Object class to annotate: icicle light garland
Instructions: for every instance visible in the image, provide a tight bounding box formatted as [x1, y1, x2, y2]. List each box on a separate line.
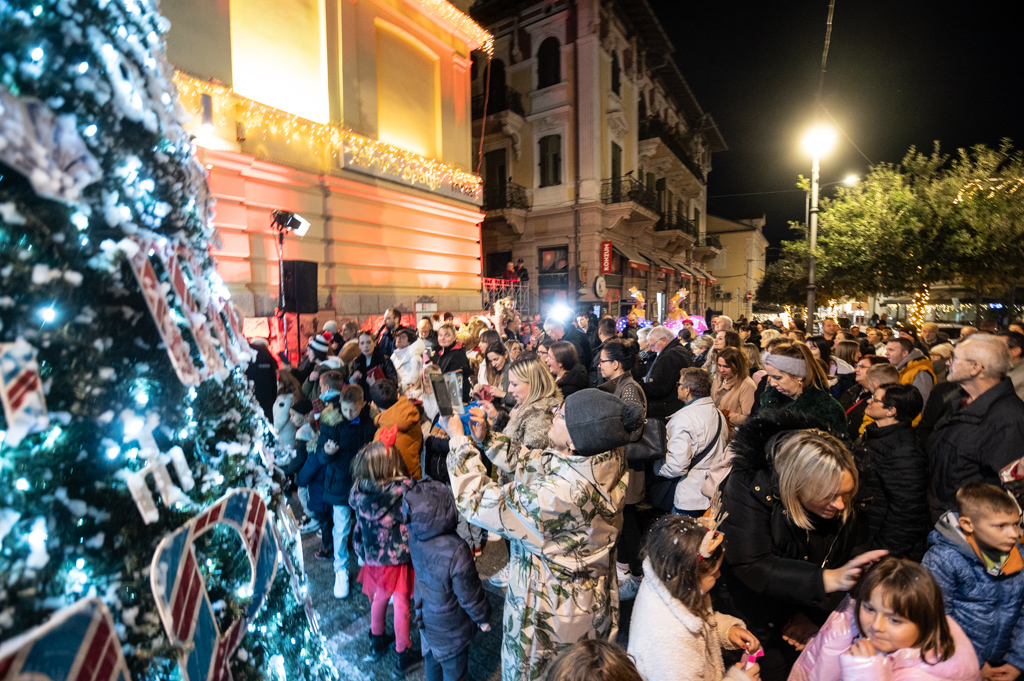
[412, 0, 494, 56]
[173, 72, 484, 201]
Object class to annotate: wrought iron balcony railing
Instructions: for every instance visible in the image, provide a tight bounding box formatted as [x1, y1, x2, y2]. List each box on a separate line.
[698, 234, 723, 249]
[654, 212, 697, 236]
[483, 182, 530, 211]
[638, 117, 707, 184]
[599, 177, 661, 215]
[472, 86, 525, 119]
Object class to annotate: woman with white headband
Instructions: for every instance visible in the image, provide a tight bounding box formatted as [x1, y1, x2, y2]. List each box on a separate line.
[759, 342, 848, 439]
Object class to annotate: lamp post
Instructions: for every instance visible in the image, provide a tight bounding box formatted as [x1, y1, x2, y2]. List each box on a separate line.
[802, 127, 836, 334]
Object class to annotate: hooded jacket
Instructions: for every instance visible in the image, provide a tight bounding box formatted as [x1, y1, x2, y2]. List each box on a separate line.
[927, 378, 1024, 520]
[789, 596, 980, 681]
[628, 558, 748, 681]
[851, 420, 930, 559]
[897, 349, 937, 407]
[658, 396, 729, 511]
[273, 393, 298, 448]
[716, 410, 870, 644]
[391, 337, 426, 399]
[643, 338, 693, 418]
[317, 403, 376, 506]
[404, 481, 491, 663]
[375, 395, 423, 479]
[922, 512, 1024, 670]
[349, 477, 414, 566]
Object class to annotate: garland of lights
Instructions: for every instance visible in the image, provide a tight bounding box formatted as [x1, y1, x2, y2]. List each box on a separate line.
[173, 72, 483, 201]
[954, 176, 1024, 204]
[908, 284, 930, 328]
[412, 0, 494, 56]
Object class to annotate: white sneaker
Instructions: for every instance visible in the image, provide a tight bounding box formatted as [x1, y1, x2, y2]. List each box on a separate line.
[489, 563, 509, 588]
[298, 517, 320, 534]
[618, 575, 642, 601]
[334, 571, 349, 599]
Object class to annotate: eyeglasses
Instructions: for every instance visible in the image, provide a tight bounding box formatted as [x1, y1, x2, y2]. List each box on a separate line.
[598, 358, 616, 364]
[552, 405, 565, 419]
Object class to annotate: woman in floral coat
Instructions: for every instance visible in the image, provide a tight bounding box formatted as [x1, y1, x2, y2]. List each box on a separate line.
[445, 389, 644, 681]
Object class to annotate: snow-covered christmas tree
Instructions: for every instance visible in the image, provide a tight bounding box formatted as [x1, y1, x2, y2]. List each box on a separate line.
[0, 1, 336, 678]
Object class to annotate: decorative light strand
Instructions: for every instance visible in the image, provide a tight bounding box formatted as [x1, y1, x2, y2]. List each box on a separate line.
[173, 72, 483, 201]
[412, 0, 494, 56]
[954, 176, 1024, 204]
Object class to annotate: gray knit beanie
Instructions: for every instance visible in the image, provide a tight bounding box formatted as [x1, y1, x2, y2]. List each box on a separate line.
[563, 389, 645, 457]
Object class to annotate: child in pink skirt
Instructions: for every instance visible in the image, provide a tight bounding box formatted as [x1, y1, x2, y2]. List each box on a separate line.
[349, 436, 419, 676]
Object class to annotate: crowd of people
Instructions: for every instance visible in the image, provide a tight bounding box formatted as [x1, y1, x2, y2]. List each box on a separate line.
[249, 305, 1024, 681]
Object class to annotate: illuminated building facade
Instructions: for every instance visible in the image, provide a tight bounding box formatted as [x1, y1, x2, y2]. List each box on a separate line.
[161, 0, 492, 329]
[470, 0, 726, 320]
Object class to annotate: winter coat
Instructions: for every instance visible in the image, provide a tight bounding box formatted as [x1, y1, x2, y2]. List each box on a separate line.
[897, 349, 937, 407]
[375, 395, 423, 479]
[376, 324, 409, 359]
[839, 384, 870, 442]
[556, 362, 589, 399]
[716, 411, 870, 646]
[434, 342, 473, 404]
[404, 481, 492, 663]
[500, 395, 562, 452]
[349, 477, 414, 566]
[922, 512, 1024, 670]
[245, 341, 278, 418]
[759, 385, 849, 441]
[712, 376, 757, 425]
[391, 337, 426, 399]
[657, 397, 729, 511]
[317, 403, 376, 506]
[927, 378, 1024, 520]
[350, 348, 398, 401]
[273, 393, 298, 448]
[563, 326, 593, 369]
[643, 338, 693, 418]
[589, 340, 607, 387]
[851, 421, 930, 559]
[788, 596, 980, 681]
[447, 432, 628, 681]
[829, 357, 857, 400]
[296, 438, 329, 514]
[600, 372, 648, 503]
[628, 558, 748, 681]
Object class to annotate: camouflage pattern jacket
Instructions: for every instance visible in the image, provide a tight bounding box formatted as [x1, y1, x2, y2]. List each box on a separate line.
[447, 432, 628, 681]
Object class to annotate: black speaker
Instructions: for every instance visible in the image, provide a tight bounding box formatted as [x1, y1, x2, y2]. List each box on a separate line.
[282, 260, 318, 313]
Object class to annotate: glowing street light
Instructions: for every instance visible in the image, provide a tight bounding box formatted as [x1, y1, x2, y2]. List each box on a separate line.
[802, 126, 835, 334]
[843, 173, 859, 186]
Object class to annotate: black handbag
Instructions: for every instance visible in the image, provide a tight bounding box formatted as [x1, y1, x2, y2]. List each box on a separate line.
[624, 417, 668, 463]
[648, 413, 724, 513]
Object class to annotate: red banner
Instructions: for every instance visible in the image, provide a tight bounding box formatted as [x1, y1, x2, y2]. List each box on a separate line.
[601, 241, 613, 273]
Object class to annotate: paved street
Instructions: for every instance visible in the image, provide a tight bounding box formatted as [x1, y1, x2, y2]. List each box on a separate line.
[301, 529, 507, 680]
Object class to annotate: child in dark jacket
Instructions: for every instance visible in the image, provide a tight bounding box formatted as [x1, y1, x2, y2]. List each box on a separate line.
[922, 482, 1024, 681]
[318, 384, 376, 599]
[350, 438, 419, 677]
[403, 480, 491, 681]
[296, 404, 331, 557]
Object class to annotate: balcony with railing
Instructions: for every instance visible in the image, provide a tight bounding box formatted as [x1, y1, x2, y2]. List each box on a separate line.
[654, 211, 697, 237]
[600, 177, 661, 215]
[472, 86, 525, 120]
[483, 182, 530, 211]
[693, 232, 723, 262]
[638, 117, 707, 185]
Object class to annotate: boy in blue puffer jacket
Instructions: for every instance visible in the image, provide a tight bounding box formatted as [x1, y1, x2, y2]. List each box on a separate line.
[317, 384, 376, 599]
[922, 482, 1024, 681]
[403, 480, 491, 681]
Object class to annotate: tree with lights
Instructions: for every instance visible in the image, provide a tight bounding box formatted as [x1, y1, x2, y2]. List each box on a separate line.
[757, 142, 1024, 321]
[0, 1, 335, 679]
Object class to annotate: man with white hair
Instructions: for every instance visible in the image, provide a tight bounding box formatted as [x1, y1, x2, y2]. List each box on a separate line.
[927, 334, 1024, 520]
[712, 315, 733, 333]
[642, 326, 693, 418]
[544, 316, 592, 368]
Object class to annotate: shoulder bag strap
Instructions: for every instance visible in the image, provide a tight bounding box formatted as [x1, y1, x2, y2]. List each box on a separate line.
[690, 410, 724, 469]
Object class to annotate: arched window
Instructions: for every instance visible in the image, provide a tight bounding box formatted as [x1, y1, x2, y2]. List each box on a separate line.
[610, 51, 621, 95]
[537, 37, 561, 89]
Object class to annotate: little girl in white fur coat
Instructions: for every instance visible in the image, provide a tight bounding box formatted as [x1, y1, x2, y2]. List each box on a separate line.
[628, 514, 762, 681]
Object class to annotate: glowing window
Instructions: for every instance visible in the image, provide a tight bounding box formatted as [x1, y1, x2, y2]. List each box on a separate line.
[376, 20, 441, 159]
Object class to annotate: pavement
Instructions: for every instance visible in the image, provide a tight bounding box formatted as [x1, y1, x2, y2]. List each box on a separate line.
[301, 526, 508, 681]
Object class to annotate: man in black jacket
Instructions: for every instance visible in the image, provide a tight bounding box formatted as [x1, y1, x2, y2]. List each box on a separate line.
[375, 307, 409, 358]
[589, 316, 618, 387]
[543, 317, 592, 369]
[642, 326, 693, 418]
[928, 335, 1024, 520]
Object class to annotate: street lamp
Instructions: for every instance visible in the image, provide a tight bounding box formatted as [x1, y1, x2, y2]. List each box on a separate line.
[802, 127, 835, 334]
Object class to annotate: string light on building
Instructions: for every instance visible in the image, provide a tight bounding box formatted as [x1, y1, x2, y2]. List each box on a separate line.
[413, 0, 494, 56]
[173, 72, 483, 201]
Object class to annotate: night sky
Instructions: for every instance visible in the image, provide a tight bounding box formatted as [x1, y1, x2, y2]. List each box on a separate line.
[646, 0, 1024, 251]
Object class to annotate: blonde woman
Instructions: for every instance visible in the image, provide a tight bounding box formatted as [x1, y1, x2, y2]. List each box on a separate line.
[478, 355, 563, 588]
[718, 422, 886, 680]
[712, 347, 757, 425]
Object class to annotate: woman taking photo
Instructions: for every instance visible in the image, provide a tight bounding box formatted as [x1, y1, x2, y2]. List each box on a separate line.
[546, 341, 589, 398]
[712, 347, 757, 425]
[596, 339, 648, 601]
[431, 323, 472, 403]
[473, 339, 516, 410]
[760, 343, 848, 438]
[717, 418, 886, 681]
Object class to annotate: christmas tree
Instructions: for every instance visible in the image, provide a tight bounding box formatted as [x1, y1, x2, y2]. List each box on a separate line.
[0, 1, 336, 678]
